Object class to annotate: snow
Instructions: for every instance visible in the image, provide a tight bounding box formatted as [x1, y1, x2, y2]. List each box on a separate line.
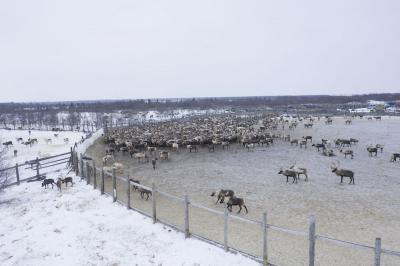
[0, 129, 258, 266]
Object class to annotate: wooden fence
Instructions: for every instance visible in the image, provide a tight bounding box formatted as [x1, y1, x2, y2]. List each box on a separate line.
[71, 151, 400, 266]
[1, 149, 73, 188]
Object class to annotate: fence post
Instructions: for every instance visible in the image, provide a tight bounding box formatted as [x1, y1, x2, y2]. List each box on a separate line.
[74, 152, 79, 176]
[15, 163, 20, 185]
[93, 161, 97, 189]
[374, 238, 381, 266]
[36, 157, 40, 177]
[152, 183, 157, 224]
[101, 168, 105, 195]
[184, 195, 189, 238]
[126, 178, 131, 209]
[80, 154, 84, 180]
[70, 147, 73, 168]
[262, 212, 268, 266]
[86, 161, 90, 185]
[112, 168, 117, 202]
[308, 215, 316, 266]
[224, 207, 228, 252]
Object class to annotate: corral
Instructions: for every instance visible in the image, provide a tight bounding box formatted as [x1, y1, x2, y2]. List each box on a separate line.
[85, 116, 400, 266]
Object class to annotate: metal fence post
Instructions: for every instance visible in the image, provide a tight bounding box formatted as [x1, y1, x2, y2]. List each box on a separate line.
[112, 168, 117, 202]
[93, 161, 97, 189]
[126, 178, 131, 209]
[101, 168, 105, 195]
[262, 212, 268, 266]
[224, 207, 229, 251]
[374, 238, 381, 266]
[309, 215, 316, 266]
[152, 183, 157, 224]
[184, 195, 189, 238]
[15, 163, 20, 185]
[85, 161, 90, 185]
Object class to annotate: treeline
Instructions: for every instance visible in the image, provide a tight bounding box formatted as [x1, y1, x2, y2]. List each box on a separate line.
[0, 93, 399, 114]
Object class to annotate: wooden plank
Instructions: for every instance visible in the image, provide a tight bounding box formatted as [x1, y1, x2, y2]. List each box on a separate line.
[15, 163, 20, 186]
[86, 161, 90, 185]
[224, 207, 228, 251]
[184, 195, 189, 238]
[262, 212, 268, 266]
[93, 161, 97, 189]
[152, 183, 157, 224]
[374, 238, 381, 266]
[126, 178, 131, 209]
[101, 168, 105, 195]
[308, 215, 316, 266]
[112, 168, 117, 202]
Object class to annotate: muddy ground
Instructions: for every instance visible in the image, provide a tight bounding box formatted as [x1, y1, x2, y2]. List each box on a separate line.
[86, 116, 400, 266]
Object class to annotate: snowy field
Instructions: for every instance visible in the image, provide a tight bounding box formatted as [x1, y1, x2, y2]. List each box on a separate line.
[0, 129, 85, 165]
[86, 116, 400, 266]
[0, 129, 258, 266]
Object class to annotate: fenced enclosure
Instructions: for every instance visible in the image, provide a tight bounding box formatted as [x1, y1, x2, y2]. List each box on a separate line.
[72, 151, 400, 266]
[1, 149, 73, 189]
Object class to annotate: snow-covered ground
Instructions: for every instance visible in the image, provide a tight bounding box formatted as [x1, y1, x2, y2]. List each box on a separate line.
[0, 129, 258, 266]
[0, 129, 85, 166]
[0, 172, 258, 266]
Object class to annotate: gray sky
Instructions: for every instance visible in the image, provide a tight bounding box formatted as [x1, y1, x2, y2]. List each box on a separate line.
[0, 0, 399, 102]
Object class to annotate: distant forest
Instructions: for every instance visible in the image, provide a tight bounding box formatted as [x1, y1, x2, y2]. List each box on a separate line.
[0, 93, 399, 114]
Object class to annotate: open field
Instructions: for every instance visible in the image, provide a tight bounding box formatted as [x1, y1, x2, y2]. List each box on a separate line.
[86, 116, 400, 266]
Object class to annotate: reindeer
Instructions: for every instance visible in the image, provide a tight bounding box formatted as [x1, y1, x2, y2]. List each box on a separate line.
[171, 143, 179, 151]
[390, 153, 400, 162]
[367, 146, 378, 156]
[2, 141, 13, 148]
[187, 145, 198, 152]
[299, 140, 307, 149]
[41, 178, 55, 189]
[312, 143, 325, 152]
[221, 141, 230, 150]
[56, 178, 62, 192]
[340, 149, 354, 159]
[102, 155, 114, 165]
[226, 196, 248, 214]
[129, 179, 140, 190]
[13, 149, 17, 157]
[289, 164, 308, 181]
[375, 144, 384, 153]
[208, 144, 215, 152]
[134, 153, 148, 163]
[345, 119, 352, 125]
[62, 177, 74, 186]
[290, 139, 299, 146]
[302, 136, 312, 143]
[245, 143, 255, 151]
[331, 163, 354, 184]
[278, 169, 298, 183]
[211, 189, 234, 204]
[159, 151, 170, 161]
[138, 187, 152, 200]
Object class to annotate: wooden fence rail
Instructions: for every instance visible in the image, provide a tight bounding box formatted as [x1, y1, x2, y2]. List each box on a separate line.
[77, 160, 400, 266]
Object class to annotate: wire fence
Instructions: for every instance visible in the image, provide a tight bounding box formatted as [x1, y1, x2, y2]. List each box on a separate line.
[72, 151, 400, 266]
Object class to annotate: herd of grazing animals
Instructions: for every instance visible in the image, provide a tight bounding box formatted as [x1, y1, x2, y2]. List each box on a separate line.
[94, 114, 400, 214]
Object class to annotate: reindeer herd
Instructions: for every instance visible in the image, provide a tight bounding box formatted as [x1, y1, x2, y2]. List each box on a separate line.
[86, 114, 400, 214]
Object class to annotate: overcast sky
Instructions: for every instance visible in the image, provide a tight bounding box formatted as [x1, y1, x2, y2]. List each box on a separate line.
[0, 0, 399, 102]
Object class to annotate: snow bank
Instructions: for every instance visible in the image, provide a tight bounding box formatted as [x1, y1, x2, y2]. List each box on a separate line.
[0, 171, 258, 266]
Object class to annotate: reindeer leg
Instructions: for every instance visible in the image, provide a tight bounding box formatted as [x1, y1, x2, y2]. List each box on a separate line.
[237, 205, 241, 214]
[341, 176, 343, 183]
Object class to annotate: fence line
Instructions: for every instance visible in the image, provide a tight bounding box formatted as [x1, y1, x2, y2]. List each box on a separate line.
[3, 150, 399, 266]
[1, 149, 74, 189]
[74, 157, 400, 266]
